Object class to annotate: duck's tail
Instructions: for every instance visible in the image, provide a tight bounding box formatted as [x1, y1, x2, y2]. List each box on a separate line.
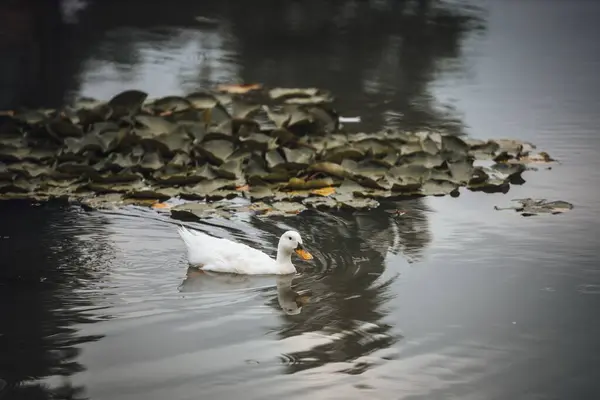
[177, 225, 197, 251]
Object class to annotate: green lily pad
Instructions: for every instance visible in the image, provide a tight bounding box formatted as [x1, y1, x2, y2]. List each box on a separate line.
[91, 171, 143, 183]
[282, 147, 315, 169]
[302, 196, 338, 209]
[138, 151, 164, 171]
[232, 99, 260, 119]
[213, 158, 244, 180]
[95, 152, 140, 172]
[87, 180, 145, 194]
[495, 198, 574, 217]
[447, 159, 474, 184]
[265, 149, 287, 171]
[307, 162, 349, 179]
[400, 142, 424, 156]
[127, 186, 180, 200]
[239, 133, 278, 151]
[168, 152, 192, 168]
[270, 201, 307, 215]
[134, 115, 177, 136]
[269, 88, 320, 100]
[197, 140, 235, 165]
[186, 91, 219, 109]
[264, 106, 291, 128]
[182, 179, 235, 199]
[171, 202, 227, 220]
[13, 110, 48, 125]
[284, 177, 335, 190]
[338, 197, 380, 210]
[108, 90, 148, 117]
[56, 161, 98, 177]
[441, 135, 469, 156]
[7, 162, 51, 179]
[247, 185, 276, 201]
[46, 119, 84, 138]
[151, 96, 192, 114]
[421, 180, 459, 196]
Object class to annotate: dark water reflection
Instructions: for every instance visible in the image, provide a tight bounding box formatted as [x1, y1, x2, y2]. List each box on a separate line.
[2, 0, 600, 399]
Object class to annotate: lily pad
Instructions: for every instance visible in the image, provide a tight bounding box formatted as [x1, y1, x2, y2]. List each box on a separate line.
[265, 149, 287, 171]
[494, 198, 574, 217]
[213, 158, 244, 180]
[282, 147, 315, 169]
[441, 135, 469, 156]
[182, 179, 235, 199]
[307, 162, 349, 179]
[421, 180, 460, 196]
[197, 140, 234, 165]
[108, 90, 148, 116]
[134, 115, 177, 136]
[232, 99, 261, 119]
[186, 91, 219, 109]
[151, 96, 192, 114]
[302, 196, 338, 209]
[239, 133, 278, 151]
[46, 119, 84, 138]
[284, 177, 335, 190]
[338, 197, 380, 210]
[138, 151, 164, 171]
[269, 88, 320, 100]
[171, 202, 227, 220]
[270, 201, 307, 215]
[7, 162, 51, 179]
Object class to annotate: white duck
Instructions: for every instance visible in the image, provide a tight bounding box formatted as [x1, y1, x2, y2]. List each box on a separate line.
[177, 226, 313, 275]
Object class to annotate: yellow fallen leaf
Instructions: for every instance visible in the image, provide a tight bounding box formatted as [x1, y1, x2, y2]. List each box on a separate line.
[236, 184, 249, 192]
[216, 83, 262, 94]
[152, 202, 170, 209]
[311, 187, 336, 196]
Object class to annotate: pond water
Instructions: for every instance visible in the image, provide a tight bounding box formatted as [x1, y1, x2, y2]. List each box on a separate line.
[1, 0, 600, 399]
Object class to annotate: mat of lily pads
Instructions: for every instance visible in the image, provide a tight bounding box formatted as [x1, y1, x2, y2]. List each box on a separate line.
[0, 84, 561, 219]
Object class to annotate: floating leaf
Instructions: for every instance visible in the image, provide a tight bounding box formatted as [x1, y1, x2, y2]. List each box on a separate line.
[282, 147, 315, 169]
[138, 151, 164, 171]
[134, 115, 177, 136]
[284, 177, 335, 190]
[186, 91, 219, 109]
[441, 135, 469, 156]
[495, 198, 574, 217]
[421, 180, 459, 196]
[239, 133, 278, 151]
[197, 140, 234, 165]
[217, 83, 262, 94]
[213, 158, 244, 180]
[151, 96, 192, 114]
[303, 196, 337, 209]
[108, 90, 147, 116]
[269, 88, 319, 100]
[311, 187, 336, 196]
[46, 119, 83, 138]
[307, 162, 348, 179]
[265, 149, 287, 171]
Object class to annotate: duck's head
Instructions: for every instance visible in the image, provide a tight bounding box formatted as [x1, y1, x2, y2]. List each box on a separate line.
[278, 230, 313, 260]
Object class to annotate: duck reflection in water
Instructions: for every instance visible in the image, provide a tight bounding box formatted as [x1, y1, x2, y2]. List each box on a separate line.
[178, 267, 310, 315]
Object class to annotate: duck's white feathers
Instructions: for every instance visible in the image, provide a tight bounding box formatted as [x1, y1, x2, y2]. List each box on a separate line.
[177, 226, 283, 274]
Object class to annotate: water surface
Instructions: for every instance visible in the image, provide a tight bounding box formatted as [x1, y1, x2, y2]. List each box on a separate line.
[1, 1, 600, 399]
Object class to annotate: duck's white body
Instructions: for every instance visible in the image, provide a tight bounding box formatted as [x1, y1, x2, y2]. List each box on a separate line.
[177, 226, 311, 275]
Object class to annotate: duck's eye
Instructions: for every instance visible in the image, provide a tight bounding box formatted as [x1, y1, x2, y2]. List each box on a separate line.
[288, 236, 292, 240]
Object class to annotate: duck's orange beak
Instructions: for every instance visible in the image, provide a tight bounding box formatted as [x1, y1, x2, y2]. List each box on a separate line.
[294, 243, 313, 260]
